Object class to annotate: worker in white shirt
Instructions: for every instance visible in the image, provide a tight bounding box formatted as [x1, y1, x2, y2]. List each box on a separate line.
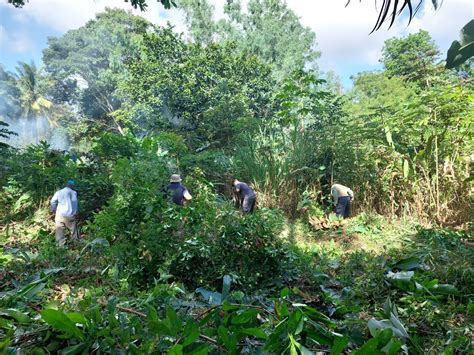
[51, 179, 79, 247]
[331, 183, 353, 218]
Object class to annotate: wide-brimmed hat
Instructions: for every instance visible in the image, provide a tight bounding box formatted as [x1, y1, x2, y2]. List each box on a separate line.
[170, 174, 182, 183]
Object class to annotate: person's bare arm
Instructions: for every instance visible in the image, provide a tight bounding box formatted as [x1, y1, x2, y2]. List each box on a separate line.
[183, 189, 192, 201]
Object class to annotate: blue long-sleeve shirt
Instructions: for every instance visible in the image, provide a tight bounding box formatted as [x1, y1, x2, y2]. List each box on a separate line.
[51, 187, 78, 218]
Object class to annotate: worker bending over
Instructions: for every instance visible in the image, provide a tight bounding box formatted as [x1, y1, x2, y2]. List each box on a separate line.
[233, 179, 256, 213]
[331, 183, 353, 218]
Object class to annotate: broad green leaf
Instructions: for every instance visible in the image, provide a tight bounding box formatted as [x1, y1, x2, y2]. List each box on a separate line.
[460, 19, 474, 44]
[0, 309, 32, 324]
[59, 343, 87, 355]
[280, 287, 290, 298]
[392, 256, 422, 271]
[389, 313, 409, 339]
[381, 338, 402, 355]
[423, 278, 439, 289]
[148, 319, 172, 336]
[42, 309, 85, 341]
[386, 271, 414, 291]
[373, 328, 394, 347]
[238, 328, 267, 339]
[306, 329, 333, 346]
[295, 315, 304, 335]
[403, 159, 409, 178]
[330, 335, 348, 355]
[383, 298, 397, 318]
[66, 312, 87, 326]
[169, 345, 183, 355]
[0, 334, 11, 352]
[222, 303, 240, 312]
[300, 305, 332, 323]
[428, 284, 459, 295]
[288, 309, 303, 333]
[446, 20, 474, 68]
[231, 309, 259, 325]
[166, 306, 182, 335]
[296, 342, 314, 355]
[368, 319, 406, 340]
[182, 322, 200, 347]
[22, 282, 47, 300]
[195, 287, 222, 305]
[289, 334, 299, 355]
[353, 337, 381, 355]
[217, 325, 229, 348]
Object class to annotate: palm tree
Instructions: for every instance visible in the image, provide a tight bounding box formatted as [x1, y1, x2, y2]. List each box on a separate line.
[14, 62, 53, 144]
[15, 62, 51, 119]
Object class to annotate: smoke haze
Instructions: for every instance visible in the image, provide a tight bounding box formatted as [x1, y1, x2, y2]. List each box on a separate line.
[0, 116, 70, 151]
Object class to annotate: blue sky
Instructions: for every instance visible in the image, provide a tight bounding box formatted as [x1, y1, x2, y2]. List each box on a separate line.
[1, 0, 473, 88]
[0, 8, 61, 69]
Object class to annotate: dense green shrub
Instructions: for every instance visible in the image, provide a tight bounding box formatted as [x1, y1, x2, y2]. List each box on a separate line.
[88, 155, 287, 289]
[0, 142, 78, 221]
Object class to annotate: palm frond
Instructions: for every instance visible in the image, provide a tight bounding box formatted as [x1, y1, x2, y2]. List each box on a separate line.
[346, 0, 440, 32]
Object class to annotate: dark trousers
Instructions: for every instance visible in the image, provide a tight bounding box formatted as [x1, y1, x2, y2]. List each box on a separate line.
[336, 196, 352, 218]
[242, 195, 256, 213]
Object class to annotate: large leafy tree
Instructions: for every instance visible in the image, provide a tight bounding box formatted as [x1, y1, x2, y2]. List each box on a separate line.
[179, 0, 319, 81]
[345, 48, 473, 219]
[380, 30, 440, 87]
[121, 29, 275, 148]
[42, 8, 152, 134]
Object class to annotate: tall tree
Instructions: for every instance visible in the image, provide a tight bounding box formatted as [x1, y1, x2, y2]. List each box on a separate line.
[122, 30, 275, 148]
[179, 0, 319, 81]
[42, 8, 152, 134]
[178, 0, 216, 45]
[380, 30, 440, 87]
[14, 62, 51, 120]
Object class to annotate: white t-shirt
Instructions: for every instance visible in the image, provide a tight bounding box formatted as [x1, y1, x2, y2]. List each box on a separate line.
[331, 184, 353, 206]
[51, 187, 78, 218]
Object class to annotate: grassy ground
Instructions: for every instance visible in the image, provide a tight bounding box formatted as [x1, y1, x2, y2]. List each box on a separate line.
[1, 210, 473, 353]
[280, 213, 474, 353]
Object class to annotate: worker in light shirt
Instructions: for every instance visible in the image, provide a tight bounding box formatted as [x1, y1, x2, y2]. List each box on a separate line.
[331, 183, 353, 218]
[51, 179, 79, 247]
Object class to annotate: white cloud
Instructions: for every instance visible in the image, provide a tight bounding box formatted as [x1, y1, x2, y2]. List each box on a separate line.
[0, 24, 34, 55]
[0, 0, 472, 83]
[0, 0, 186, 33]
[283, 0, 473, 77]
[10, 32, 35, 53]
[0, 25, 6, 46]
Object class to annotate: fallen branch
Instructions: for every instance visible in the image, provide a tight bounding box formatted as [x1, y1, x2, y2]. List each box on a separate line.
[116, 305, 147, 318]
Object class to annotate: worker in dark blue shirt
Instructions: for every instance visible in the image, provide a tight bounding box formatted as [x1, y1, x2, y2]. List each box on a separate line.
[165, 174, 193, 206]
[232, 179, 256, 213]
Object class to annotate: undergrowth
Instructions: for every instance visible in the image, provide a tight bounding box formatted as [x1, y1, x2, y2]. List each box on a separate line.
[1, 141, 473, 354]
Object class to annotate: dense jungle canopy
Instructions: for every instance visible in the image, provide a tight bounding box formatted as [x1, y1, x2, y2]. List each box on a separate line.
[0, 1, 473, 354]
